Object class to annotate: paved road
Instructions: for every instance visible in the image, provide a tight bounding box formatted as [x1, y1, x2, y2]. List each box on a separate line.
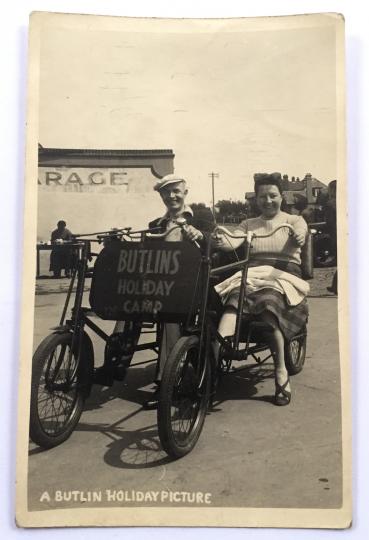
[28, 291, 341, 511]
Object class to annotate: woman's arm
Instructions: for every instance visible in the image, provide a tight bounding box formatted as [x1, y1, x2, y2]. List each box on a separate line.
[288, 214, 308, 247]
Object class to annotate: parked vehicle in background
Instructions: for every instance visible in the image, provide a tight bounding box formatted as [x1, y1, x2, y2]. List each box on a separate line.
[309, 222, 336, 267]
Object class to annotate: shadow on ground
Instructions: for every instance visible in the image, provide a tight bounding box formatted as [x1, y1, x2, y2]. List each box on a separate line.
[63, 359, 277, 470]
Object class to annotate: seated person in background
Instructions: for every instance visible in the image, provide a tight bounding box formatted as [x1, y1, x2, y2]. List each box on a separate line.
[49, 220, 74, 278]
[213, 172, 309, 406]
[325, 180, 338, 294]
[108, 174, 215, 409]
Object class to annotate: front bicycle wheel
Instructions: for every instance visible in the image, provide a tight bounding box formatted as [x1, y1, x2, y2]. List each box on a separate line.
[29, 331, 93, 449]
[158, 335, 210, 459]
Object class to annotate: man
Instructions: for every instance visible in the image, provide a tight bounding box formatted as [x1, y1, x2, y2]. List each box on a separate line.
[49, 220, 74, 278]
[143, 174, 215, 407]
[149, 174, 213, 241]
[104, 174, 214, 407]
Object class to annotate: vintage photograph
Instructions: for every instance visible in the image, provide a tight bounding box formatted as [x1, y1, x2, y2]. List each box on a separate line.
[16, 12, 350, 528]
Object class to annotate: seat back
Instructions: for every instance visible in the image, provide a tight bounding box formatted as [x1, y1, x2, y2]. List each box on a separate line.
[301, 231, 314, 280]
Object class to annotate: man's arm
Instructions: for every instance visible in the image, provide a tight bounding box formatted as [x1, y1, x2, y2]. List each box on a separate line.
[184, 208, 215, 244]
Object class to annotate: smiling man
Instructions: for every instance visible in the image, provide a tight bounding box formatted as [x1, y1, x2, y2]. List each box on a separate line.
[141, 174, 215, 408]
[149, 174, 212, 242]
[103, 174, 214, 407]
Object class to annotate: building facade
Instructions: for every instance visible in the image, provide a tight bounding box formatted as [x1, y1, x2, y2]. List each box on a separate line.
[37, 145, 175, 240]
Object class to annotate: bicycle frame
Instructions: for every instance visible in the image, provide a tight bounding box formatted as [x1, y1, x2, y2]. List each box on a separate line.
[53, 235, 162, 386]
[190, 224, 298, 389]
[54, 220, 206, 378]
[51, 222, 294, 391]
[177, 231, 260, 392]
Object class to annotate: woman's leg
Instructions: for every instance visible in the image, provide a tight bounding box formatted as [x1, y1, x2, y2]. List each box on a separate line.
[214, 308, 291, 404]
[260, 312, 291, 403]
[213, 308, 237, 360]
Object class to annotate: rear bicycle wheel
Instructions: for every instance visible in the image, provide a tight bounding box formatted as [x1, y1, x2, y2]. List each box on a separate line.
[157, 335, 210, 459]
[29, 331, 93, 449]
[285, 329, 307, 375]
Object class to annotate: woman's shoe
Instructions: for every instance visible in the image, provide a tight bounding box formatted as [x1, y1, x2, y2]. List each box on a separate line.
[274, 377, 291, 406]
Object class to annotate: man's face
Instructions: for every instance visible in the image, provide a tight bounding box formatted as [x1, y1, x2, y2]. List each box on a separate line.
[159, 181, 188, 213]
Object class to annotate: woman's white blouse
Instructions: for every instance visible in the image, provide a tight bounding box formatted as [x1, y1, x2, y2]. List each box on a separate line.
[236, 211, 308, 265]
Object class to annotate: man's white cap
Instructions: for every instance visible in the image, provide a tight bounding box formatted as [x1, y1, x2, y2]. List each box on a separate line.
[153, 174, 186, 192]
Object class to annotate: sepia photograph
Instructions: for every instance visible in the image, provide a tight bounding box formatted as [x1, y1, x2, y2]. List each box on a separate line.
[15, 11, 350, 528]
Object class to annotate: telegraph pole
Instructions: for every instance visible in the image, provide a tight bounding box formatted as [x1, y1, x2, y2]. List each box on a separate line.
[208, 172, 219, 216]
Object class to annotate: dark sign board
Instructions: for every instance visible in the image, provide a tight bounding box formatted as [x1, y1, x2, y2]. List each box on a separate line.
[90, 240, 202, 322]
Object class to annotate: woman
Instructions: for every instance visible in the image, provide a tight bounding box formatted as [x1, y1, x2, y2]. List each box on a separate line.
[213, 172, 309, 406]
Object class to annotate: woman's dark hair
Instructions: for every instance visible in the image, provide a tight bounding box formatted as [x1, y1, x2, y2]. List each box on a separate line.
[57, 220, 66, 227]
[254, 172, 283, 195]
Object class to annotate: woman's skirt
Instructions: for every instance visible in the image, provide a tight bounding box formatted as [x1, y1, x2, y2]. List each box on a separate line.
[226, 287, 308, 341]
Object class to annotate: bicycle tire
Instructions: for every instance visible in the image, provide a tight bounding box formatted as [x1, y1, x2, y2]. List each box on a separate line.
[29, 331, 93, 449]
[157, 335, 210, 459]
[285, 330, 307, 375]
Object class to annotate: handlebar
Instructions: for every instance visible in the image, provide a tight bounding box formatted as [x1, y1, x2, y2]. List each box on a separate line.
[145, 225, 181, 239]
[75, 221, 201, 248]
[147, 224, 201, 248]
[213, 223, 295, 241]
[61, 222, 295, 248]
[73, 227, 132, 238]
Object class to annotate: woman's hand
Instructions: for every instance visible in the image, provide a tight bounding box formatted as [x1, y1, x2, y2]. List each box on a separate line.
[292, 230, 306, 247]
[182, 224, 204, 243]
[211, 230, 226, 248]
[211, 228, 245, 251]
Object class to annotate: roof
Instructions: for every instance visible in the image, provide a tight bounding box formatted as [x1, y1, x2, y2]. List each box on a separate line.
[282, 179, 306, 191]
[38, 145, 175, 178]
[310, 177, 327, 189]
[38, 145, 174, 158]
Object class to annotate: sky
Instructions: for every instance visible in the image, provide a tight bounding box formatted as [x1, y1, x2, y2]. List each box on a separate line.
[38, 15, 338, 206]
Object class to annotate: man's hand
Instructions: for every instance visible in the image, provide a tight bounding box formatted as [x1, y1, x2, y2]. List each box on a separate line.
[182, 224, 204, 243]
[292, 230, 306, 247]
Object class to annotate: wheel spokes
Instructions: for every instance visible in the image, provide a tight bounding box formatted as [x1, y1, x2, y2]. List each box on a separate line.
[170, 353, 202, 442]
[38, 343, 79, 435]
